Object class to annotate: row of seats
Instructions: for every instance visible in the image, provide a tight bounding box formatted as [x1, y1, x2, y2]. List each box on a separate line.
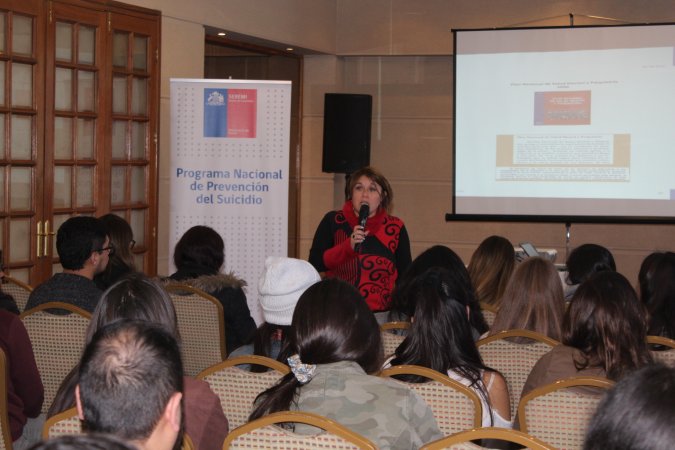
[6, 280, 675, 449]
[32, 354, 617, 449]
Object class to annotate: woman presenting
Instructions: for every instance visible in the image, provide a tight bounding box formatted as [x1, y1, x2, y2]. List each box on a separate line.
[309, 166, 412, 312]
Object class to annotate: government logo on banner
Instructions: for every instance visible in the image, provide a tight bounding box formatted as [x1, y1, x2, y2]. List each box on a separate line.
[203, 88, 257, 138]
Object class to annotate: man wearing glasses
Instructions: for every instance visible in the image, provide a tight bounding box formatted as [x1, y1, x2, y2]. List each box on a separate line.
[25, 216, 111, 314]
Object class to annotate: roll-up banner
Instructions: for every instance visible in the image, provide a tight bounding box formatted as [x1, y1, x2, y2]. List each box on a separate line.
[169, 79, 291, 322]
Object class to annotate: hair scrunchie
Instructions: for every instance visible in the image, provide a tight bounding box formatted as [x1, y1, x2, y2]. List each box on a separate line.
[287, 354, 316, 384]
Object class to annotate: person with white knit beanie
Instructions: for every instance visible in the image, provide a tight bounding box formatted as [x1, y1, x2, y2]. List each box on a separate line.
[228, 257, 320, 369]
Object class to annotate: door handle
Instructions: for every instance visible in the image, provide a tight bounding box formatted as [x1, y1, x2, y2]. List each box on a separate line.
[44, 220, 55, 258]
[36, 221, 43, 258]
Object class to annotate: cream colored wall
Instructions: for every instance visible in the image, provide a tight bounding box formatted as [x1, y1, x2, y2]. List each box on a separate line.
[122, 0, 675, 282]
[124, 0, 336, 53]
[335, 0, 675, 55]
[156, 17, 205, 274]
[300, 0, 675, 286]
[121, 0, 336, 274]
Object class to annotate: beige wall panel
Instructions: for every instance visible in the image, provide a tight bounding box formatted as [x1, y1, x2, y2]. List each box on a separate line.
[157, 95, 172, 276]
[124, 0, 337, 53]
[300, 56, 342, 261]
[337, 0, 675, 55]
[303, 56, 345, 116]
[160, 18, 205, 96]
[157, 18, 204, 275]
[392, 182, 451, 246]
[369, 118, 451, 181]
[299, 178, 336, 256]
[301, 117, 331, 177]
[335, 0, 392, 55]
[343, 56, 452, 117]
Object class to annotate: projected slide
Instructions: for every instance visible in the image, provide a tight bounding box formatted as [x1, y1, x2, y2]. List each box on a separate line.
[454, 25, 675, 220]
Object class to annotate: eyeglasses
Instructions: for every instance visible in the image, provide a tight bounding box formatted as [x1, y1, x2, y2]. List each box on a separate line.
[96, 244, 115, 256]
[129, 239, 136, 249]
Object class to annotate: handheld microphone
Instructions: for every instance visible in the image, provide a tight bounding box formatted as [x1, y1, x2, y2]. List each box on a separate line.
[355, 204, 369, 252]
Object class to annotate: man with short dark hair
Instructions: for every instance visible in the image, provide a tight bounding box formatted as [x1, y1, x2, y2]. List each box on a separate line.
[25, 216, 110, 313]
[75, 320, 183, 450]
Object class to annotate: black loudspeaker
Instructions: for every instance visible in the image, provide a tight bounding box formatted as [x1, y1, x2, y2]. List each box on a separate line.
[322, 93, 372, 174]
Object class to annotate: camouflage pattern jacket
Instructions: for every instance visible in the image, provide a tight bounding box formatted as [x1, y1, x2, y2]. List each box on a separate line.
[293, 360, 442, 449]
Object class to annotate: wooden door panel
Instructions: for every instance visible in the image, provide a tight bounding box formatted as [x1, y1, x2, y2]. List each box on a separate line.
[0, 0, 159, 285]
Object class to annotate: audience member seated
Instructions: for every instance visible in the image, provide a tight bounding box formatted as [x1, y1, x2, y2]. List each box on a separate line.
[28, 434, 137, 450]
[168, 225, 256, 354]
[229, 256, 320, 370]
[0, 255, 19, 315]
[521, 271, 652, 399]
[94, 214, 137, 291]
[583, 364, 675, 450]
[467, 235, 516, 309]
[489, 257, 565, 341]
[390, 245, 488, 339]
[26, 217, 109, 313]
[249, 278, 443, 448]
[564, 243, 616, 300]
[49, 274, 228, 450]
[75, 320, 182, 450]
[387, 267, 512, 429]
[637, 251, 675, 341]
[0, 308, 44, 449]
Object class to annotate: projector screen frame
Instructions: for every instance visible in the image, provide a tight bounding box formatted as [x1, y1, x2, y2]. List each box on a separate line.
[449, 23, 675, 225]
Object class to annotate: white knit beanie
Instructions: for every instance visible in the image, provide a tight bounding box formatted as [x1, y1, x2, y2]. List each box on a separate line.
[258, 256, 321, 326]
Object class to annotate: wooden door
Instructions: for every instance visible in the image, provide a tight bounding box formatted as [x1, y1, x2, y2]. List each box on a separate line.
[0, 0, 159, 284]
[0, 2, 45, 283]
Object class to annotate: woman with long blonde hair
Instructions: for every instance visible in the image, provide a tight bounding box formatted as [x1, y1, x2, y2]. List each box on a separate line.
[489, 257, 565, 341]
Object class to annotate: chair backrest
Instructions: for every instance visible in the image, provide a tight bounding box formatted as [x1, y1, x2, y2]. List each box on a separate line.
[379, 322, 409, 358]
[165, 283, 226, 376]
[2, 276, 32, 313]
[43, 407, 82, 439]
[647, 335, 675, 367]
[380, 321, 411, 332]
[420, 427, 553, 450]
[20, 302, 91, 414]
[479, 302, 497, 328]
[43, 407, 194, 450]
[380, 331, 405, 358]
[518, 376, 614, 450]
[477, 329, 559, 417]
[223, 410, 376, 450]
[379, 365, 482, 436]
[0, 348, 13, 450]
[197, 355, 289, 430]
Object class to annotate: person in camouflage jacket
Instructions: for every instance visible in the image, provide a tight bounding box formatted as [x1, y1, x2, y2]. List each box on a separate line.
[250, 278, 442, 449]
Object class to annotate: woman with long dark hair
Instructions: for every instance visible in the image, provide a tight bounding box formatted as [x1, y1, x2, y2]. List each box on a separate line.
[250, 278, 442, 449]
[388, 267, 511, 429]
[522, 271, 652, 397]
[390, 245, 488, 338]
[49, 274, 229, 450]
[564, 243, 616, 300]
[638, 251, 675, 340]
[94, 214, 137, 290]
[467, 235, 515, 308]
[169, 225, 256, 353]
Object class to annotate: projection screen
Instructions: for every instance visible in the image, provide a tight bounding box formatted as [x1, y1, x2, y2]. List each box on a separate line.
[452, 24, 675, 223]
